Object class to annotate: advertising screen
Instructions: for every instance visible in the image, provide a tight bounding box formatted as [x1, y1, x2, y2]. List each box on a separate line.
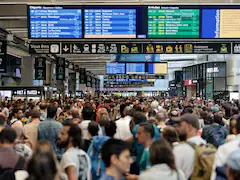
[201, 9, 240, 38]
[84, 9, 136, 38]
[148, 6, 200, 38]
[146, 63, 168, 74]
[106, 63, 125, 74]
[126, 63, 145, 74]
[28, 6, 82, 38]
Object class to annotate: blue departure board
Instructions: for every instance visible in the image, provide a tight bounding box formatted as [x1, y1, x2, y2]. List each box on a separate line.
[29, 6, 82, 38]
[84, 9, 136, 38]
[126, 63, 145, 74]
[106, 63, 125, 74]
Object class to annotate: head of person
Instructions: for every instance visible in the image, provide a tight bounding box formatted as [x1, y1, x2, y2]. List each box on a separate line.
[13, 107, 23, 120]
[30, 108, 41, 121]
[47, 105, 57, 119]
[162, 126, 179, 146]
[149, 139, 176, 171]
[213, 113, 224, 125]
[71, 107, 81, 124]
[101, 139, 133, 175]
[82, 106, 93, 120]
[57, 122, 82, 149]
[120, 104, 127, 118]
[169, 109, 179, 120]
[88, 121, 99, 140]
[226, 149, 240, 180]
[0, 128, 17, 147]
[123, 106, 132, 117]
[27, 150, 57, 180]
[151, 100, 159, 112]
[99, 113, 110, 127]
[148, 110, 157, 123]
[105, 121, 117, 138]
[156, 112, 167, 124]
[230, 115, 239, 135]
[136, 122, 154, 146]
[173, 113, 200, 141]
[97, 107, 108, 120]
[0, 114, 6, 132]
[231, 107, 239, 116]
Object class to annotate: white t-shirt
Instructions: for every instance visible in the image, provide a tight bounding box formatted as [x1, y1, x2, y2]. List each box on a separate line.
[114, 116, 132, 140]
[60, 147, 91, 180]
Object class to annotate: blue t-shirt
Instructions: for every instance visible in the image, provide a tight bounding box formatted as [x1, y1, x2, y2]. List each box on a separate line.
[99, 173, 125, 180]
[139, 147, 151, 173]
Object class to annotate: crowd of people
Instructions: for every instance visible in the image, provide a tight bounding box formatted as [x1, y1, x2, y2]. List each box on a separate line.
[0, 96, 240, 180]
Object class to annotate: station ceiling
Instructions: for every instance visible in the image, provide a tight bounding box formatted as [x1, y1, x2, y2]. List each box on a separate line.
[0, 0, 236, 74]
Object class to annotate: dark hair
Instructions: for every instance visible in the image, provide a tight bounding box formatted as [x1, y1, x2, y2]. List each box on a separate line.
[229, 168, 240, 180]
[105, 121, 117, 138]
[236, 116, 240, 134]
[148, 110, 157, 118]
[150, 139, 176, 170]
[181, 108, 193, 115]
[101, 139, 130, 167]
[68, 124, 83, 149]
[13, 107, 21, 116]
[30, 109, 41, 119]
[0, 128, 17, 144]
[47, 106, 57, 119]
[232, 107, 239, 116]
[26, 153, 57, 180]
[133, 112, 147, 125]
[0, 115, 5, 126]
[120, 104, 126, 118]
[88, 121, 99, 137]
[40, 103, 47, 110]
[230, 115, 238, 134]
[213, 113, 223, 125]
[82, 107, 93, 120]
[139, 122, 155, 138]
[162, 126, 179, 146]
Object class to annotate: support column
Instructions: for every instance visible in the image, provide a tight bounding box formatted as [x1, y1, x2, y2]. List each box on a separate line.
[19, 56, 34, 86]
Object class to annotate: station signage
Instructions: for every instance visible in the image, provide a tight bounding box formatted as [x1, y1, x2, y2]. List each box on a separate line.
[56, 57, 66, 80]
[35, 57, 46, 80]
[29, 42, 232, 55]
[0, 41, 7, 73]
[12, 89, 41, 96]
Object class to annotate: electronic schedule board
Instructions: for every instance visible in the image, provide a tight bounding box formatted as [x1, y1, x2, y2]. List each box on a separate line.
[28, 5, 240, 39]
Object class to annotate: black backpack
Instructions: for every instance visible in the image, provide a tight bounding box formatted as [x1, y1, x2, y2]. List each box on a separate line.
[0, 156, 25, 180]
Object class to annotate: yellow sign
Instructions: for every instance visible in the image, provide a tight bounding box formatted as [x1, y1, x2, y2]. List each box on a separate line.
[184, 44, 193, 53]
[166, 45, 173, 53]
[121, 45, 129, 53]
[156, 45, 164, 53]
[175, 45, 183, 53]
[146, 44, 154, 53]
[220, 44, 228, 53]
[131, 45, 139, 53]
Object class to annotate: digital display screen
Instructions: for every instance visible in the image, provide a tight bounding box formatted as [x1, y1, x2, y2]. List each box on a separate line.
[146, 63, 168, 74]
[110, 54, 160, 62]
[201, 9, 240, 38]
[84, 9, 136, 38]
[126, 63, 145, 74]
[29, 6, 82, 38]
[106, 63, 125, 74]
[148, 6, 200, 38]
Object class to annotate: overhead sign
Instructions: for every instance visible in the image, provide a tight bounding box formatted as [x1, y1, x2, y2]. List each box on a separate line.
[30, 42, 232, 54]
[35, 57, 46, 80]
[56, 57, 66, 80]
[184, 79, 198, 86]
[12, 89, 41, 96]
[233, 42, 240, 54]
[29, 43, 60, 54]
[0, 41, 7, 73]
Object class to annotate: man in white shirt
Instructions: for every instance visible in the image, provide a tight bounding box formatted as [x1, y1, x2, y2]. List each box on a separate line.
[58, 122, 91, 180]
[114, 106, 132, 140]
[210, 115, 240, 180]
[172, 113, 206, 179]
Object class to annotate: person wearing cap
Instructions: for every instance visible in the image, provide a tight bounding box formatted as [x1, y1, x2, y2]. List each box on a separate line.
[172, 113, 206, 179]
[226, 149, 240, 180]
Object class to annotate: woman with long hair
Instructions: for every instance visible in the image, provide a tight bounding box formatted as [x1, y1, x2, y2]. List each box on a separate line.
[139, 139, 185, 180]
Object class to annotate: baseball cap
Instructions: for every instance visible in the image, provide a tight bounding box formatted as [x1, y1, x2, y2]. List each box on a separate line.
[172, 113, 200, 130]
[226, 149, 240, 170]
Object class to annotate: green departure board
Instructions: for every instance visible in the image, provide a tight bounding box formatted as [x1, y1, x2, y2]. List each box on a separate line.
[148, 9, 200, 38]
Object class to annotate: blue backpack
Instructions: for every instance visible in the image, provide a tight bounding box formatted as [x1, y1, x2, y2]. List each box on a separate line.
[209, 126, 226, 148]
[88, 136, 110, 180]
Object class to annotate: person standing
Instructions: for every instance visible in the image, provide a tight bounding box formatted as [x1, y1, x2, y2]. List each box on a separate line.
[58, 122, 91, 180]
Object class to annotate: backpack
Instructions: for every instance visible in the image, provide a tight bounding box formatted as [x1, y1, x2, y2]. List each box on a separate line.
[208, 126, 226, 148]
[0, 155, 25, 180]
[88, 136, 110, 180]
[186, 142, 216, 180]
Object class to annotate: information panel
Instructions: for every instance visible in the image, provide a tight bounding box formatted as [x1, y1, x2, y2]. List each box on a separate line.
[29, 6, 82, 38]
[202, 9, 240, 38]
[148, 6, 200, 38]
[126, 63, 145, 74]
[84, 9, 136, 38]
[106, 63, 125, 74]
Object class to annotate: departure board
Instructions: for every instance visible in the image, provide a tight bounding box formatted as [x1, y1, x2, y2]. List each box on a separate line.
[106, 63, 125, 74]
[148, 7, 200, 38]
[126, 63, 145, 74]
[29, 6, 82, 38]
[84, 9, 136, 38]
